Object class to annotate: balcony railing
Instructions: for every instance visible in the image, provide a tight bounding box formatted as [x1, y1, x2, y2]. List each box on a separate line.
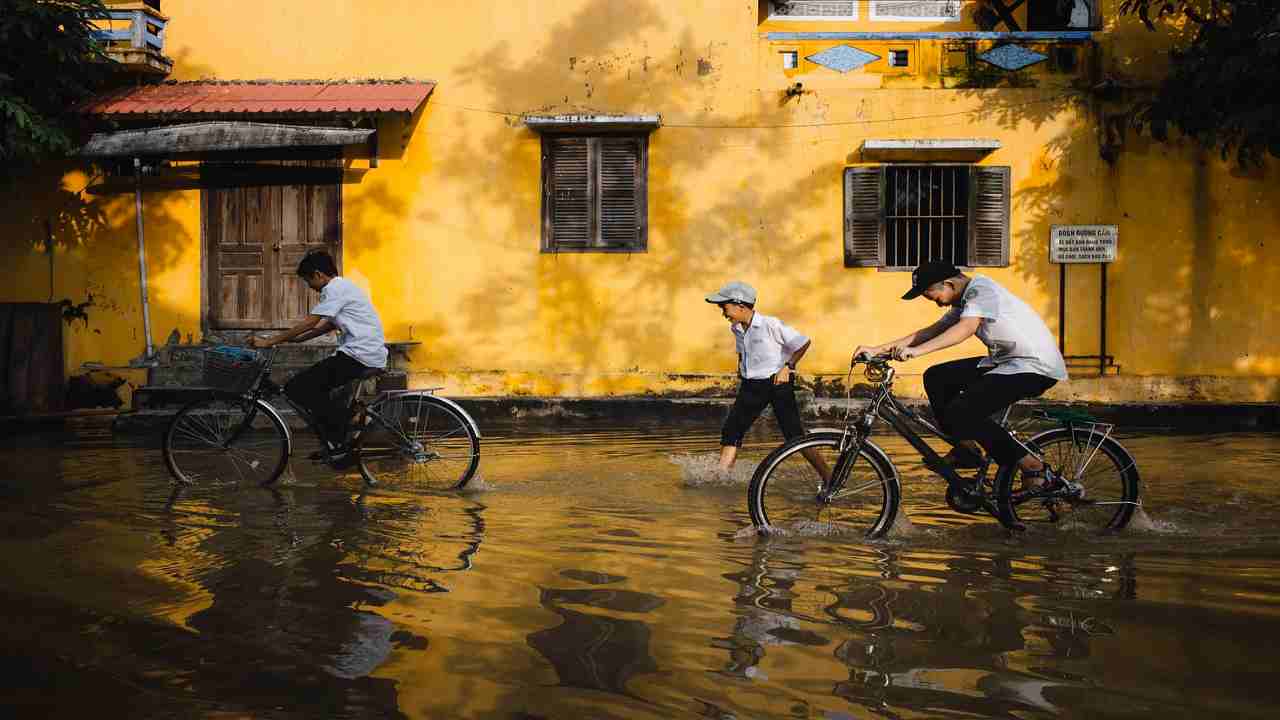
[92, 5, 173, 75]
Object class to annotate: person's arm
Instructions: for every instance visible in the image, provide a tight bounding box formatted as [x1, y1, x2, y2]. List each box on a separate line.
[853, 315, 956, 363]
[248, 315, 334, 349]
[774, 339, 811, 384]
[898, 316, 980, 360]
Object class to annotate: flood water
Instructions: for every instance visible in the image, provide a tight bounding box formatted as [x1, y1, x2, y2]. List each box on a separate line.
[3, 419, 1280, 718]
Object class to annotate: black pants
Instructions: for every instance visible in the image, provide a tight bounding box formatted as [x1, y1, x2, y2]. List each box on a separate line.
[721, 377, 806, 447]
[284, 352, 369, 446]
[923, 357, 1057, 467]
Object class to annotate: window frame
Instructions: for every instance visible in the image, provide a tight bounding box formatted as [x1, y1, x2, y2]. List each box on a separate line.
[540, 133, 650, 254]
[767, 1, 859, 21]
[843, 163, 1011, 270]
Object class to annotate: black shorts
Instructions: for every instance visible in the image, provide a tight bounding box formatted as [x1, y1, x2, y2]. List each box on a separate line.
[720, 377, 806, 447]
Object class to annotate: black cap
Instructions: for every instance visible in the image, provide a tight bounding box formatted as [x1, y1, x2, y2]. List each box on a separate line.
[901, 261, 961, 300]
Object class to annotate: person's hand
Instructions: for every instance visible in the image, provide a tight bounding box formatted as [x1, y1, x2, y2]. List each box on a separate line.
[774, 365, 793, 385]
[894, 346, 921, 361]
[247, 336, 268, 349]
[851, 345, 880, 366]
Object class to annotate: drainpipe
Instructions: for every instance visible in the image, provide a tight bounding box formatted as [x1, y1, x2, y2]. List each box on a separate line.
[134, 157, 155, 360]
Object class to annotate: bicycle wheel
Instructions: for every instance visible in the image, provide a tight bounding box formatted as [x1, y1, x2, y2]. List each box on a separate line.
[355, 393, 480, 490]
[163, 396, 290, 486]
[995, 427, 1140, 531]
[748, 431, 900, 538]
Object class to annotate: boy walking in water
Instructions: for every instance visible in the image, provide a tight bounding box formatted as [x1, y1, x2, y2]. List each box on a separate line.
[706, 281, 828, 479]
[249, 250, 387, 466]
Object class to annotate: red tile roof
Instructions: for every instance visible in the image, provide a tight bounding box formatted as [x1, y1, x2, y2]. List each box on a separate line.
[83, 80, 435, 116]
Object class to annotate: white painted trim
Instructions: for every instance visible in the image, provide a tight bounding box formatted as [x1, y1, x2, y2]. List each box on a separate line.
[862, 139, 1000, 152]
[768, 1, 858, 21]
[870, 1, 964, 22]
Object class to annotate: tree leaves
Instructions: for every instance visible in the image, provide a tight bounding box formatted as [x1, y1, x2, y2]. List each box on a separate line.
[0, 0, 110, 171]
[1119, 1, 1280, 165]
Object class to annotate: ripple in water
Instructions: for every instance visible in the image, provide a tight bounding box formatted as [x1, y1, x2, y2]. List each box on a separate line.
[668, 453, 754, 488]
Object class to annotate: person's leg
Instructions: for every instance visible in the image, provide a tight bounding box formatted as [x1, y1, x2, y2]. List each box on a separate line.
[285, 353, 367, 447]
[923, 358, 985, 434]
[719, 380, 770, 471]
[923, 357, 987, 463]
[943, 373, 1057, 471]
[768, 378, 830, 482]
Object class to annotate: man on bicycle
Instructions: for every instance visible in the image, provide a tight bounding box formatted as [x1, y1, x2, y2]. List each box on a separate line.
[248, 250, 387, 466]
[853, 261, 1068, 491]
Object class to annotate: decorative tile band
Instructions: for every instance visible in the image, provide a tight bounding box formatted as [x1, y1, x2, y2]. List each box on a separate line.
[978, 44, 1049, 71]
[766, 31, 1093, 41]
[806, 44, 881, 72]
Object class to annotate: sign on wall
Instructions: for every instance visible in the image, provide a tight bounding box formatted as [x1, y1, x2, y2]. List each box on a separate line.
[1050, 225, 1118, 264]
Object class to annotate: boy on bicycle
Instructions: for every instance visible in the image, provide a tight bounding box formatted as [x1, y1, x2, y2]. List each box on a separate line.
[706, 281, 828, 480]
[853, 261, 1068, 491]
[248, 250, 387, 466]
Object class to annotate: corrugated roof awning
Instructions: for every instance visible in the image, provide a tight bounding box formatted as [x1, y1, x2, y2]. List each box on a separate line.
[81, 80, 435, 117]
[80, 121, 374, 158]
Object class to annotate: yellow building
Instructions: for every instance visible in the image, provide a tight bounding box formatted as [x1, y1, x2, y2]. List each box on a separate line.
[3, 0, 1278, 412]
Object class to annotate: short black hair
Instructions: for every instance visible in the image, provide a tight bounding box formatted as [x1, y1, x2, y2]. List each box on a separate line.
[296, 249, 338, 278]
[720, 300, 755, 310]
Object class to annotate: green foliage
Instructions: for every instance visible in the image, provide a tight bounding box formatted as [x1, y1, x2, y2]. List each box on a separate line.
[943, 63, 1039, 89]
[0, 0, 111, 171]
[1118, 0, 1280, 165]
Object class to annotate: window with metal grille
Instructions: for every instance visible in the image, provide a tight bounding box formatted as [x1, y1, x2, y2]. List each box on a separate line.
[844, 164, 1010, 269]
[542, 135, 648, 253]
[768, 1, 858, 20]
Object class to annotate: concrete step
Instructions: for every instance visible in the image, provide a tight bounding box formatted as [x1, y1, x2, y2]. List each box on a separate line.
[147, 342, 415, 388]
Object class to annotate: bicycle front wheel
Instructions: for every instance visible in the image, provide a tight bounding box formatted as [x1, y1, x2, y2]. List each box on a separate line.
[355, 393, 480, 491]
[163, 396, 290, 486]
[748, 431, 900, 538]
[995, 427, 1140, 532]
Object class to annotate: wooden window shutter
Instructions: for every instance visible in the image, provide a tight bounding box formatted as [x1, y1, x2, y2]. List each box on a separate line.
[968, 165, 1010, 267]
[543, 136, 592, 249]
[598, 136, 647, 249]
[844, 166, 884, 267]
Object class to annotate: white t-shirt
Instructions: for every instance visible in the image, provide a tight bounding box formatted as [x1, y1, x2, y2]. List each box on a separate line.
[939, 275, 1068, 381]
[310, 276, 388, 369]
[732, 312, 810, 380]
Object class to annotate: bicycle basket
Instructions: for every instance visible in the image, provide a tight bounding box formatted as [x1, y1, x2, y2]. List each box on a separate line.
[202, 345, 266, 394]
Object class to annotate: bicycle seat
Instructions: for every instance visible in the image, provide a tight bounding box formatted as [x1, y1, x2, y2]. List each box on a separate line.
[359, 367, 386, 380]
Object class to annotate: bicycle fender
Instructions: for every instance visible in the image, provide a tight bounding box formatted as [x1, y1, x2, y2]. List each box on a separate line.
[409, 394, 483, 439]
[254, 399, 294, 456]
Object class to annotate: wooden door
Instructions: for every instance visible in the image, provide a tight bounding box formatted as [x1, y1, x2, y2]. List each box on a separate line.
[0, 303, 65, 414]
[205, 161, 341, 329]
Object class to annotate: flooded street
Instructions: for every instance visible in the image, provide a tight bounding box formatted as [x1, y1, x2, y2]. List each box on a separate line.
[3, 421, 1280, 718]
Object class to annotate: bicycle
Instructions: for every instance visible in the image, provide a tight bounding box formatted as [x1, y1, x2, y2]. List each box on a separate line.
[162, 345, 482, 491]
[747, 355, 1141, 538]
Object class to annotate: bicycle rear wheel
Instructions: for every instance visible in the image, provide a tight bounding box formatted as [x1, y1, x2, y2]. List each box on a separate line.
[995, 427, 1140, 531]
[748, 431, 900, 538]
[355, 393, 480, 491]
[163, 396, 290, 486]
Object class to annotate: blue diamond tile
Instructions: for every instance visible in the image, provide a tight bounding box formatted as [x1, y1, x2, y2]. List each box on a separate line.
[806, 44, 880, 73]
[978, 44, 1048, 71]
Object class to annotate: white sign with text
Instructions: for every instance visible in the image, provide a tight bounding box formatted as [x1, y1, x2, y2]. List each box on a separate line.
[1050, 225, 1118, 264]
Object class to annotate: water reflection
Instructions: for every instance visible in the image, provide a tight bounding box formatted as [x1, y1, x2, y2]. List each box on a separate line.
[3, 425, 1280, 718]
[527, 584, 664, 695]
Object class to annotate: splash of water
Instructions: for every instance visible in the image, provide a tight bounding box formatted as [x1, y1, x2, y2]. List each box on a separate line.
[1126, 505, 1181, 534]
[669, 453, 754, 488]
[884, 508, 917, 539]
[461, 475, 497, 494]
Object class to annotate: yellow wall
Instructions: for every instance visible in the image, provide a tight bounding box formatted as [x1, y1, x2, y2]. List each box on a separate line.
[5, 1, 1279, 403]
